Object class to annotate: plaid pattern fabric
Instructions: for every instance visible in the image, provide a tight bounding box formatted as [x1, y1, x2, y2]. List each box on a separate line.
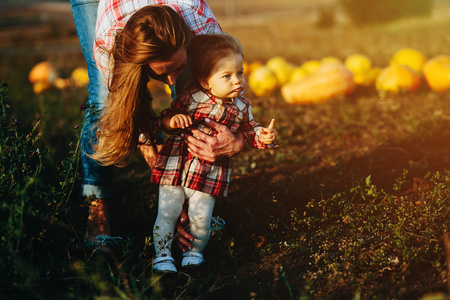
[94, 0, 222, 82]
[151, 89, 268, 197]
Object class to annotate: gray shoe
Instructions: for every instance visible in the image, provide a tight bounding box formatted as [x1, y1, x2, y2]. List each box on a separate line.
[84, 234, 123, 253]
[181, 252, 205, 268]
[153, 256, 177, 273]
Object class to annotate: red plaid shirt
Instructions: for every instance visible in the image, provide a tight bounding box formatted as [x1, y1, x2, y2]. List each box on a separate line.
[94, 0, 222, 82]
[150, 89, 269, 197]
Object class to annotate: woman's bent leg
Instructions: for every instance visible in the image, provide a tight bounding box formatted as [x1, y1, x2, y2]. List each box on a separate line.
[70, 0, 112, 201]
[70, 0, 112, 238]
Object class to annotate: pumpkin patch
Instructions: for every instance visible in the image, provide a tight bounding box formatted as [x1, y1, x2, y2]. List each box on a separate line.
[245, 47, 450, 104]
[31, 48, 450, 100]
[29, 62, 89, 94]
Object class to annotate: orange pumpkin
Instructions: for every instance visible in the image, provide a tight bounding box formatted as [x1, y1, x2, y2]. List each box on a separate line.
[345, 54, 371, 75]
[289, 67, 308, 83]
[301, 60, 321, 75]
[320, 56, 342, 66]
[266, 56, 294, 85]
[249, 66, 279, 97]
[376, 65, 420, 94]
[32, 81, 52, 94]
[390, 48, 426, 75]
[247, 61, 263, 74]
[28, 61, 58, 85]
[71, 67, 89, 87]
[54, 78, 71, 89]
[353, 67, 381, 87]
[423, 55, 450, 92]
[281, 63, 355, 104]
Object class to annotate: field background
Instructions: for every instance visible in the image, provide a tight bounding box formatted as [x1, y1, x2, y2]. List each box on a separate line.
[1, 0, 450, 299]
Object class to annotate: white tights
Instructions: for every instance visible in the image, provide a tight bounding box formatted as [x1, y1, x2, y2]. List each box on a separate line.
[153, 184, 216, 257]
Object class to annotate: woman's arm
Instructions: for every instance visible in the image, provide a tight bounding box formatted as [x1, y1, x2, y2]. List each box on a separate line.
[182, 118, 244, 162]
[138, 143, 162, 169]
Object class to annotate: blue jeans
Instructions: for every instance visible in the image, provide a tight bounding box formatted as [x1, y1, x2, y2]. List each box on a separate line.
[71, 0, 112, 199]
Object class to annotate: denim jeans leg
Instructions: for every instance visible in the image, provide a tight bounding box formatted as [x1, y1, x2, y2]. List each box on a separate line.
[71, 0, 112, 199]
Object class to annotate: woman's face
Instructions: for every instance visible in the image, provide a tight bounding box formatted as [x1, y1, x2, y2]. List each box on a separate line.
[148, 48, 187, 86]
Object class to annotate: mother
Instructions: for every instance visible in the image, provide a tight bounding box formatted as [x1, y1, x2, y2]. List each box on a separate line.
[70, 0, 244, 250]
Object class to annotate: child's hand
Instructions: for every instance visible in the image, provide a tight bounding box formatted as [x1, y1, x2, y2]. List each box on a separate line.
[259, 119, 276, 144]
[170, 114, 192, 129]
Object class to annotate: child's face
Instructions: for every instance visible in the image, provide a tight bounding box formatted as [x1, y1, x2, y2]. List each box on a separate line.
[202, 53, 245, 101]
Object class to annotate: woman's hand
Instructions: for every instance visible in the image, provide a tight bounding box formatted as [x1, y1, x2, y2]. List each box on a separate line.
[182, 118, 244, 162]
[174, 208, 193, 251]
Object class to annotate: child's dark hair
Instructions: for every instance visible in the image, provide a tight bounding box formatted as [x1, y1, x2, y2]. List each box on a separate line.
[185, 33, 243, 91]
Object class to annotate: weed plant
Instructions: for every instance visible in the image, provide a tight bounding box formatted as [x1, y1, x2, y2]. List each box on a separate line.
[274, 171, 450, 298]
[0, 82, 86, 298]
[0, 81, 229, 299]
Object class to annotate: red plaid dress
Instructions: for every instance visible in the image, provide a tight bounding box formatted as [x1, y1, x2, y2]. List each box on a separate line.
[150, 89, 269, 197]
[94, 0, 222, 82]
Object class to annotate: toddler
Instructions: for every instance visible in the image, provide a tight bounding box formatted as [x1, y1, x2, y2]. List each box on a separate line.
[151, 33, 277, 273]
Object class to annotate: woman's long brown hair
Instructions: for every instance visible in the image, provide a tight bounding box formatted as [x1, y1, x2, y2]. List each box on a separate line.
[91, 5, 191, 167]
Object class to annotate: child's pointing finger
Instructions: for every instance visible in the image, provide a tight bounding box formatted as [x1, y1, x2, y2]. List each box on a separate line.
[268, 119, 275, 130]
